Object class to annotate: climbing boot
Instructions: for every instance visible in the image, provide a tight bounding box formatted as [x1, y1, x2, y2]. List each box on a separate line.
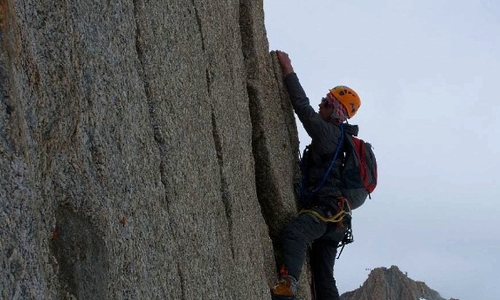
[270, 275, 297, 300]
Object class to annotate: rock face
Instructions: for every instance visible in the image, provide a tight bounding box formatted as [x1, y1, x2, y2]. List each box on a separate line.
[1, 1, 304, 299]
[340, 266, 452, 300]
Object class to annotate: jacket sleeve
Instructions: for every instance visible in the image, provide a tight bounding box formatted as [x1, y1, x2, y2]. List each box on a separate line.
[284, 72, 329, 142]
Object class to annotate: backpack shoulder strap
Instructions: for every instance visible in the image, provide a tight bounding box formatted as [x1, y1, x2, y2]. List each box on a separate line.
[311, 123, 345, 193]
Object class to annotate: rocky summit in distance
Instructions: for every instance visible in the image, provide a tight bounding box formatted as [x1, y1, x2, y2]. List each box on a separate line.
[340, 265, 459, 300]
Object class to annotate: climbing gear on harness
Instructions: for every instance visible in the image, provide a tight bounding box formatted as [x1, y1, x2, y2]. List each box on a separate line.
[337, 223, 354, 259]
[298, 196, 352, 224]
[298, 196, 354, 259]
[299, 196, 351, 223]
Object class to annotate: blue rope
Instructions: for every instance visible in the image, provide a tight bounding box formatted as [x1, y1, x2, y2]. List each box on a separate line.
[311, 123, 345, 193]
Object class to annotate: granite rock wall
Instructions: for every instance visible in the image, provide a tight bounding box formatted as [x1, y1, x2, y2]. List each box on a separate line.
[0, 0, 306, 299]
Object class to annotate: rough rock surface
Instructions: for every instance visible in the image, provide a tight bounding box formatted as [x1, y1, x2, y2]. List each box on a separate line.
[340, 266, 457, 300]
[0, 1, 306, 299]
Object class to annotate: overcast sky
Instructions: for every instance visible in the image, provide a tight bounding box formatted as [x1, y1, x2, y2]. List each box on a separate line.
[264, 1, 500, 300]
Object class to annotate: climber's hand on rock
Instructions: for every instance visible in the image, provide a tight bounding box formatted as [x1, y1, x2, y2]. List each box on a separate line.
[276, 50, 294, 76]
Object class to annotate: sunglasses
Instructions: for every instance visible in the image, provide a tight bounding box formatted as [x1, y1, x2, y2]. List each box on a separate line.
[321, 97, 333, 108]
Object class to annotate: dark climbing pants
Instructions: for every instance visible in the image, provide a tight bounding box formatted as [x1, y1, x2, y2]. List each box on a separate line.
[281, 210, 347, 300]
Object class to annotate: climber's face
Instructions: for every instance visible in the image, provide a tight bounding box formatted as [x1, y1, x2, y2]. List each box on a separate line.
[319, 98, 334, 121]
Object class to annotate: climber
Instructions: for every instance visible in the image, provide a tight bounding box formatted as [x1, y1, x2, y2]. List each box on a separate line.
[270, 50, 362, 300]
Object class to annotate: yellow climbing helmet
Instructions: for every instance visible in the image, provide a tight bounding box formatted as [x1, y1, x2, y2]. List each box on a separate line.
[329, 86, 361, 118]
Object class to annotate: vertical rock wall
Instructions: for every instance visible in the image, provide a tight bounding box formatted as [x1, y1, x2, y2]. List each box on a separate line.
[0, 0, 305, 299]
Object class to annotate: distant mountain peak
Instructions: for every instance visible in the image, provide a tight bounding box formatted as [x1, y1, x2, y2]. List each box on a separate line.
[340, 265, 458, 300]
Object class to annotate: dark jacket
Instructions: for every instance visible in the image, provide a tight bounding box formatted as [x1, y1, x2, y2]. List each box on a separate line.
[284, 73, 358, 211]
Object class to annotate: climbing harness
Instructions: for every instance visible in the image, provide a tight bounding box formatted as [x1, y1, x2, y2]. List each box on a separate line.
[298, 196, 352, 223]
[299, 196, 354, 259]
